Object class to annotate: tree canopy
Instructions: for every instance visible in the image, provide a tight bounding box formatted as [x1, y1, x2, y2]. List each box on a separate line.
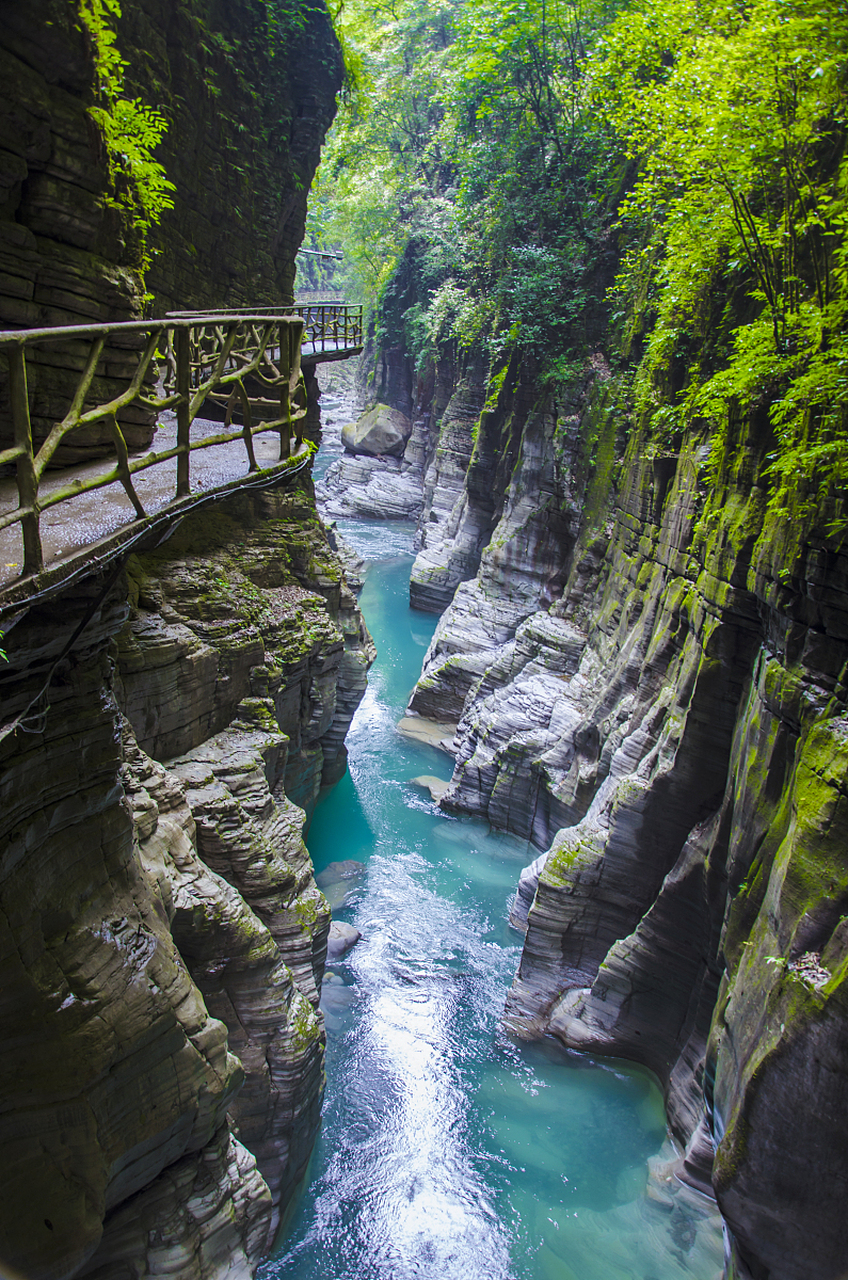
[311, 0, 847, 518]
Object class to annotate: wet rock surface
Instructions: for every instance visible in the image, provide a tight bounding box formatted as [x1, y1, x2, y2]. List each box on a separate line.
[326, 921, 362, 960]
[76, 1126, 273, 1280]
[408, 362, 490, 613]
[316, 859, 368, 912]
[122, 723, 325, 1236]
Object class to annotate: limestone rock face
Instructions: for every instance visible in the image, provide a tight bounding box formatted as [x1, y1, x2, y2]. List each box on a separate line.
[0, 596, 244, 1280]
[707, 672, 848, 1280]
[408, 362, 489, 613]
[0, 0, 341, 327]
[0, 0, 340, 461]
[408, 384, 581, 718]
[408, 347, 848, 1278]
[115, 484, 374, 821]
[76, 1127, 272, 1280]
[168, 712, 330, 1005]
[319, 411, 433, 521]
[316, 352, 462, 525]
[0, 2, 140, 339]
[121, 723, 325, 1232]
[0, 477, 370, 1280]
[318, 449, 426, 521]
[342, 403, 412, 457]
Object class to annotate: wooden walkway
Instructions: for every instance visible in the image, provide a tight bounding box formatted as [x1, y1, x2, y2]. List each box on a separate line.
[0, 305, 363, 615]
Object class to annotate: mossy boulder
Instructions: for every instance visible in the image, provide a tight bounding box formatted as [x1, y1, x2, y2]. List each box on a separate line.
[341, 403, 411, 457]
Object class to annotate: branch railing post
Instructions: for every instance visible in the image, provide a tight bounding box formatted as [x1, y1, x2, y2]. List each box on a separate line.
[278, 321, 291, 459]
[9, 345, 43, 575]
[106, 412, 146, 518]
[175, 325, 191, 497]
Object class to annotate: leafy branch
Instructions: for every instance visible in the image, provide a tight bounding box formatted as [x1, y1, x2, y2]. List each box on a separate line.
[78, 0, 176, 293]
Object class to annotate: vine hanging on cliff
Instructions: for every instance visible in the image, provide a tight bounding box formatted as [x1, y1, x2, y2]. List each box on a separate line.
[78, 0, 175, 292]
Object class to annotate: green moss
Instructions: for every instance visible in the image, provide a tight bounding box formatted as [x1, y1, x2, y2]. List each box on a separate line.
[580, 387, 620, 533]
[292, 894, 319, 926]
[713, 1110, 750, 1196]
[545, 831, 602, 886]
[287, 989, 319, 1053]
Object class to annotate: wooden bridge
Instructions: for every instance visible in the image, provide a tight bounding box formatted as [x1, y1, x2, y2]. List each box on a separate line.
[0, 303, 363, 615]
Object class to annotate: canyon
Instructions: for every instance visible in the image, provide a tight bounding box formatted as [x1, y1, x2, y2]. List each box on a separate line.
[2, 1, 847, 1279]
[324, 333, 848, 1280]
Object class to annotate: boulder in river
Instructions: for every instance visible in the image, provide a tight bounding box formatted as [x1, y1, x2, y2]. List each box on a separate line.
[316, 859, 367, 910]
[397, 715, 457, 752]
[342, 403, 412, 457]
[327, 921, 362, 960]
[410, 774, 450, 802]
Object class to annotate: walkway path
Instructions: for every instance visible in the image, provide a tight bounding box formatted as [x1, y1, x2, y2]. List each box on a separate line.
[0, 415, 310, 607]
[0, 304, 363, 612]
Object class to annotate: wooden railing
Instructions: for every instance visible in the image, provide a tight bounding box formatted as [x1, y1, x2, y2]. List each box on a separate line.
[296, 302, 363, 356]
[167, 303, 364, 359]
[0, 313, 307, 578]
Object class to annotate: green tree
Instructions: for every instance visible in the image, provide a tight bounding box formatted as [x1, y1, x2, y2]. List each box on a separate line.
[316, 0, 620, 381]
[593, 0, 847, 516]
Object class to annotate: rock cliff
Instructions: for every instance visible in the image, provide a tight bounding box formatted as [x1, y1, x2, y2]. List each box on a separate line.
[0, 0, 341, 457]
[0, 0, 341, 326]
[0, 469, 371, 1279]
[404, 348, 848, 1278]
[0, 2, 358, 1277]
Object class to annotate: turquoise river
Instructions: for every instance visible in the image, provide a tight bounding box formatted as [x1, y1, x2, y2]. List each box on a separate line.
[261, 519, 724, 1280]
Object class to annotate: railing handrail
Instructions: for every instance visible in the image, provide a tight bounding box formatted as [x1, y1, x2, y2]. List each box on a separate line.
[0, 312, 304, 346]
[0, 303, 364, 598]
[164, 303, 364, 355]
[0, 313, 310, 585]
[165, 303, 362, 318]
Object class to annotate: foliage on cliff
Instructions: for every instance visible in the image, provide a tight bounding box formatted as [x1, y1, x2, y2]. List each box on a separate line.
[72, 0, 344, 312]
[313, 0, 846, 526]
[310, 0, 618, 381]
[79, 0, 175, 284]
[596, 0, 847, 525]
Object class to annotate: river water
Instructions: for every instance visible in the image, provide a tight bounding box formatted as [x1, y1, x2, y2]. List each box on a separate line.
[260, 516, 724, 1280]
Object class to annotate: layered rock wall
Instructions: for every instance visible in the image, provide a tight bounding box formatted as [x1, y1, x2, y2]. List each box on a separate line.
[0, 3, 350, 1274]
[406, 349, 848, 1279]
[0, 475, 371, 1279]
[0, 0, 341, 326]
[0, 0, 341, 456]
[409, 359, 583, 718]
[0, 585, 253, 1280]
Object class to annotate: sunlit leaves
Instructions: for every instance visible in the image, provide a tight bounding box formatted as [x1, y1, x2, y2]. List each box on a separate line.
[316, 0, 847, 524]
[309, 0, 618, 377]
[309, 0, 458, 301]
[78, 0, 175, 286]
[594, 0, 848, 517]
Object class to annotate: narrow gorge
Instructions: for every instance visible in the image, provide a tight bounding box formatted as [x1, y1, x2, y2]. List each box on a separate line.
[2, 1, 847, 1280]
